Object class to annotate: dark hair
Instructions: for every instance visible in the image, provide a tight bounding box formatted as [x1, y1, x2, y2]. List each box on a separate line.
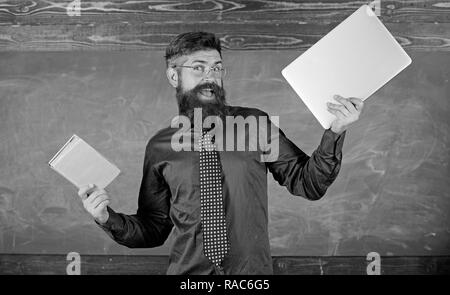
[165, 32, 222, 67]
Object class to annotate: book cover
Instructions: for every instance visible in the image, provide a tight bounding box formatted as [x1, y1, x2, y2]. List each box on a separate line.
[48, 134, 121, 189]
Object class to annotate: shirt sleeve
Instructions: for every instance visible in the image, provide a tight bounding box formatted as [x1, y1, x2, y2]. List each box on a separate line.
[265, 120, 346, 200]
[95, 140, 173, 248]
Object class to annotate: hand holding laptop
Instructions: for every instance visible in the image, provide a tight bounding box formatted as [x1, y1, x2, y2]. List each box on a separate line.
[282, 5, 411, 129]
[327, 94, 364, 135]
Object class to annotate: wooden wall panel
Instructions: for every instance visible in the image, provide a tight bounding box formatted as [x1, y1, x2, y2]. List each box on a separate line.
[1, 0, 450, 25]
[1, 254, 449, 274]
[0, 0, 449, 51]
[0, 22, 449, 51]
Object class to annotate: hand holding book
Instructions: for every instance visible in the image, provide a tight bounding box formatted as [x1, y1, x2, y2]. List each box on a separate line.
[78, 184, 110, 224]
[49, 135, 119, 223]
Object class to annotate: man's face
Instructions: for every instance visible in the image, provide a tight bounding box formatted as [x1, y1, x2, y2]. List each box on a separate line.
[170, 49, 228, 120]
[176, 50, 223, 99]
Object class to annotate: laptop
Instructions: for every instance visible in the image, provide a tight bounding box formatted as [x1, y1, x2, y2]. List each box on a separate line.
[281, 4, 412, 129]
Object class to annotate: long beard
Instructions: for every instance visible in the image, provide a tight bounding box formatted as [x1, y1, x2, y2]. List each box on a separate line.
[176, 82, 229, 123]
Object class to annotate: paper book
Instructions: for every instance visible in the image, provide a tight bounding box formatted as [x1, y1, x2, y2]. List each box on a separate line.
[48, 134, 120, 189]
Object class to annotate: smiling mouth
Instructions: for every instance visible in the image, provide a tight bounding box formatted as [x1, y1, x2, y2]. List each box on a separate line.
[199, 89, 214, 98]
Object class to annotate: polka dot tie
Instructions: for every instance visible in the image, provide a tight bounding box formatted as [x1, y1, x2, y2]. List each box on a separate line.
[199, 130, 229, 268]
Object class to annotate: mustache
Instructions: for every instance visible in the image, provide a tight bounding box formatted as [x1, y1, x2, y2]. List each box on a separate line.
[192, 82, 223, 96]
[176, 82, 228, 121]
[176, 81, 226, 106]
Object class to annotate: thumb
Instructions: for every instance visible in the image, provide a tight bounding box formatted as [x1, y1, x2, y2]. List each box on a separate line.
[78, 184, 95, 201]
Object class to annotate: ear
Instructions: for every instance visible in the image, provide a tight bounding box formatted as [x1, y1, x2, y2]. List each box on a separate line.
[166, 67, 179, 88]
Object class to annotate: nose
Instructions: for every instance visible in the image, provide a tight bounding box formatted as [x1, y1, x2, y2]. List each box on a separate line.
[202, 72, 217, 84]
[203, 67, 215, 79]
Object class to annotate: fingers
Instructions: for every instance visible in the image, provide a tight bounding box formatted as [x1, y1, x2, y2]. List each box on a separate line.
[86, 189, 108, 205]
[78, 184, 109, 208]
[349, 97, 364, 112]
[97, 199, 110, 208]
[329, 95, 364, 115]
[78, 184, 96, 201]
[327, 102, 350, 117]
[333, 95, 357, 114]
[328, 95, 364, 134]
[327, 106, 347, 121]
[92, 196, 110, 210]
[77, 185, 110, 222]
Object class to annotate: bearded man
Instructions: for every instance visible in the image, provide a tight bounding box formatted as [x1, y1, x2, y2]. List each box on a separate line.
[78, 32, 364, 275]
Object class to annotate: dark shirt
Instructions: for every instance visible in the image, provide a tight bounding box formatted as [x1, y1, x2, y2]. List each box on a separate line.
[97, 105, 346, 274]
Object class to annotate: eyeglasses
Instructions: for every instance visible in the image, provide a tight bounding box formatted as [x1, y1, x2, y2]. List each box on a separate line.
[173, 64, 227, 78]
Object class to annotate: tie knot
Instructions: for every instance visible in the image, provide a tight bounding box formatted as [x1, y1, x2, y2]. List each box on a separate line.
[202, 127, 213, 135]
[201, 129, 215, 145]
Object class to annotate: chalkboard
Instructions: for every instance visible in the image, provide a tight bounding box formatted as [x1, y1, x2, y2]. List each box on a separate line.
[0, 50, 449, 256]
